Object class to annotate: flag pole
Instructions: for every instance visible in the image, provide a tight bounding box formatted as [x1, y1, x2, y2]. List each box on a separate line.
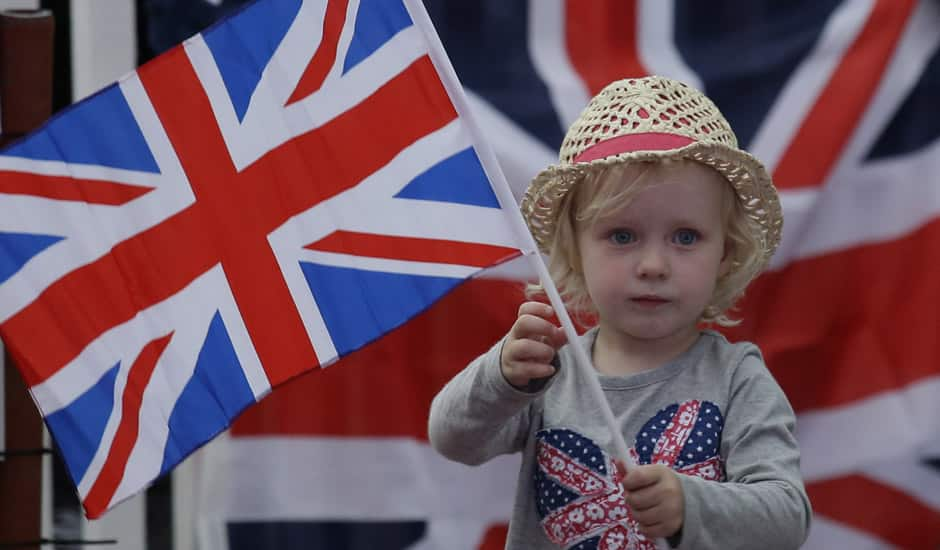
[405, 0, 634, 469]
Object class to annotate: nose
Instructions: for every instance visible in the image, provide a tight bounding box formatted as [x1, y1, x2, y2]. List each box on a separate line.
[636, 245, 669, 280]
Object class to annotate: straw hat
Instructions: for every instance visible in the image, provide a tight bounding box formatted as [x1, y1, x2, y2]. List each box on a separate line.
[521, 76, 782, 270]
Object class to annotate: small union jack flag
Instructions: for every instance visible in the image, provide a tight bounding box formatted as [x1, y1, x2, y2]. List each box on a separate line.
[0, 0, 527, 518]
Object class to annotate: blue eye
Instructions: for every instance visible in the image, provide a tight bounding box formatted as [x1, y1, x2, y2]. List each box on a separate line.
[609, 230, 635, 245]
[673, 229, 699, 246]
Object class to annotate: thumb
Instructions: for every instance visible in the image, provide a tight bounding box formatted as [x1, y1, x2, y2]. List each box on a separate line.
[613, 459, 627, 483]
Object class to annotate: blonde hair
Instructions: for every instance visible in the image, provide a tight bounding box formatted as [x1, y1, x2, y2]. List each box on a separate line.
[527, 159, 765, 327]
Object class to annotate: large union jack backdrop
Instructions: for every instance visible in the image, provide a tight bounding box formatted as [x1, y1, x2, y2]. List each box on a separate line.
[0, 0, 529, 519]
[168, 1, 938, 549]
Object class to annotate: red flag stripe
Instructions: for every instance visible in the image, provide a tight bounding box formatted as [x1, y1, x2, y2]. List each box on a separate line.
[724, 216, 940, 412]
[772, 0, 917, 189]
[807, 475, 940, 548]
[232, 278, 524, 438]
[477, 524, 510, 550]
[305, 230, 521, 267]
[82, 334, 172, 518]
[564, 0, 648, 94]
[3, 54, 458, 387]
[0, 173, 153, 205]
[286, 0, 350, 104]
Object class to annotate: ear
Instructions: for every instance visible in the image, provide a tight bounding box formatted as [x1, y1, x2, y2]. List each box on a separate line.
[718, 239, 734, 277]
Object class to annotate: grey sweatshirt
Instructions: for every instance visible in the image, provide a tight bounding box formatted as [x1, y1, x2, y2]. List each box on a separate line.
[428, 329, 811, 550]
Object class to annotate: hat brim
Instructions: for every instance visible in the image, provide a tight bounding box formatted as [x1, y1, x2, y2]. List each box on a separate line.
[520, 142, 782, 270]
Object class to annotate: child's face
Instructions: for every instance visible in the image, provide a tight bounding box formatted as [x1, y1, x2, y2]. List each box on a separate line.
[576, 162, 732, 345]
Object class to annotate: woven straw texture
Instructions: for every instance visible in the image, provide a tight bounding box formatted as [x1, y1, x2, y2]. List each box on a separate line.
[521, 76, 782, 271]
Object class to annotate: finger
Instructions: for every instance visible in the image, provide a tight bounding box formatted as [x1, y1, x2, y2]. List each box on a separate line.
[510, 313, 554, 337]
[530, 329, 567, 349]
[506, 360, 556, 381]
[502, 342, 557, 386]
[625, 484, 664, 512]
[612, 459, 627, 483]
[550, 324, 568, 348]
[504, 338, 557, 365]
[632, 501, 679, 528]
[622, 465, 661, 491]
[519, 302, 567, 347]
[510, 315, 564, 347]
[515, 303, 568, 346]
[517, 301, 555, 320]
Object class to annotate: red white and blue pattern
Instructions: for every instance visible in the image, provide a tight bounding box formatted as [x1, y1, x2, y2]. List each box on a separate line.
[634, 400, 724, 480]
[535, 403, 722, 550]
[535, 428, 643, 550]
[140, 1, 940, 548]
[0, 0, 526, 518]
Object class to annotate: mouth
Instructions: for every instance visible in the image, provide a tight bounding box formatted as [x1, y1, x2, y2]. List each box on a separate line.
[630, 295, 670, 307]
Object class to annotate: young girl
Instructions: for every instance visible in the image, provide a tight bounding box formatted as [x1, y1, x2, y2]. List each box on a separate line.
[429, 76, 811, 549]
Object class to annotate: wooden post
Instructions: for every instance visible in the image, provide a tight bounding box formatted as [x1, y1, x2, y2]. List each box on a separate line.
[0, 9, 55, 550]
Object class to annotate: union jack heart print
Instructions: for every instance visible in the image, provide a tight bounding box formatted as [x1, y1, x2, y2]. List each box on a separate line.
[535, 402, 724, 550]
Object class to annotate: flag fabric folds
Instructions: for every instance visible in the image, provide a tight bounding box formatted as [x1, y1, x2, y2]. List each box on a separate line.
[189, 1, 940, 548]
[0, 0, 528, 519]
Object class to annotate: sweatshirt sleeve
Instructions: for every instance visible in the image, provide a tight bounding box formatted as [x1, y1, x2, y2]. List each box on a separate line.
[428, 337, 550, 466]
[674, 353, 812, 550]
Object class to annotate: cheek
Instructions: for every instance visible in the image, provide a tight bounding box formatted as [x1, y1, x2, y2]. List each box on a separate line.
[580, 265, 605, 296]
[678, 250, 725, 289]
[581, 261, 621, 297]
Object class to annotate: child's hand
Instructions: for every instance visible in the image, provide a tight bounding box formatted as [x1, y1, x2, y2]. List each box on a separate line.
[622, 464, 684, 539]
[500, 302, 567, 388]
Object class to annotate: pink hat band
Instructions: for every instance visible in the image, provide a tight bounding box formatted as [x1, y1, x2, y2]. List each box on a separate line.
[573, 132, 696, 163]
